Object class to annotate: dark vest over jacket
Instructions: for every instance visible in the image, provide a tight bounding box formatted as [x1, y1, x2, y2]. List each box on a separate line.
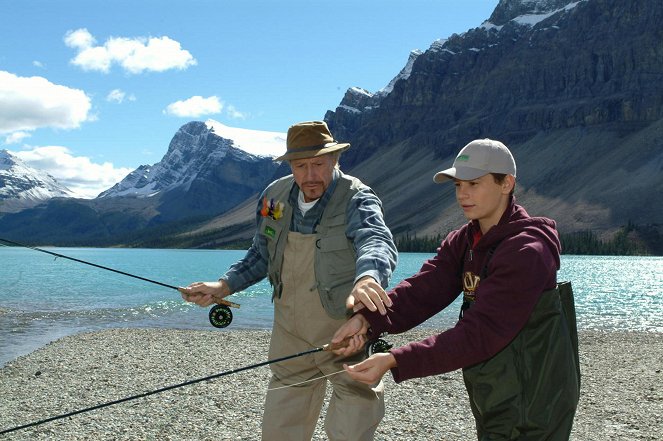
[260, 174, 363, 319]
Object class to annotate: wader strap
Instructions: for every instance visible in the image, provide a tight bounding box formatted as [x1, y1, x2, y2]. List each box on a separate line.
[459, 245, 496, 320]
[558, 280, 581, 391]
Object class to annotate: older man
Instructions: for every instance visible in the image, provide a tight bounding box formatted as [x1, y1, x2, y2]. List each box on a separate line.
[180, 120, 397, 441]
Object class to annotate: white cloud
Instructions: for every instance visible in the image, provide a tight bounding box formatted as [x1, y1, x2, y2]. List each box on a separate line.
[32, 60, 45, 68]
[106, 89, 125, 103]
[65, 28, 197, 74]
[0, 70, 92, 134]
[226, 104, 248, 120]
[64, 28, 97, 49]
[4, 131, 31, 144]
[106, 89, 136, 104]
[164, 95, 222, 118]
[11, 146, 133, 199]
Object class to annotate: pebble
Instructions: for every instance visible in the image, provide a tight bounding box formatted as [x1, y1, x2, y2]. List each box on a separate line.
[0, 329, 660, 440]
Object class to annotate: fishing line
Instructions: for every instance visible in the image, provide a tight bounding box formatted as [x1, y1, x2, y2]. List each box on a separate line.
[0, 345, 336, 435]
[0, 237, 177, 289]
[0, 237, 239, 327]
[267, 369, 346, 391]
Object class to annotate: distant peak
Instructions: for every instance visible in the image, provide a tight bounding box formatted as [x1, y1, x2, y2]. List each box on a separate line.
[0, 148, 74, 210]
[378, 49, 423, 96]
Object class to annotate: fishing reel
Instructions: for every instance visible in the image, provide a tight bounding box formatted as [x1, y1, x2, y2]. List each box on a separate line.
[208, 300, 241, 328]
[365, 338, 393, 357]
[208, 304, 232, 328]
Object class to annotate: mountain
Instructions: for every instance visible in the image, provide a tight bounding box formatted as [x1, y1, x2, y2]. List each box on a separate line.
[0, 150, 73, 213]
[97, 120, 286, 223]
[324, 0, 663, 238]
[99, 120, 286, 199]
[1, 0, 661, 252]
[0, 121, 286, 245]
[171, 0, 662, 253]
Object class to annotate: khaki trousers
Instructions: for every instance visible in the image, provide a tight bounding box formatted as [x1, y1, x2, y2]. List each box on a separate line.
[262, 232, 384, 441]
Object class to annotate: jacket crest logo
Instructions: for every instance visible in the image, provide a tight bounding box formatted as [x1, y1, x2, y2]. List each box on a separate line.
[463, 271, 481, 303]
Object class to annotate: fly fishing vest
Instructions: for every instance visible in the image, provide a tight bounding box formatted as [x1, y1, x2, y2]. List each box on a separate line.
[260, 174, 362, 319]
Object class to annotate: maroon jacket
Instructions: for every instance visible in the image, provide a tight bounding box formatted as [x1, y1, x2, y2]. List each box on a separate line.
[361, 197, 561, 382]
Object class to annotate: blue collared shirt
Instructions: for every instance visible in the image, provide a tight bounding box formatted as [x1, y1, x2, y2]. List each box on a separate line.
[222, 169, 397, 292]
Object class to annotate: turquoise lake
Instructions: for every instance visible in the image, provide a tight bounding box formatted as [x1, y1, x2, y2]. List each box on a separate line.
[0, 247, 661, 367]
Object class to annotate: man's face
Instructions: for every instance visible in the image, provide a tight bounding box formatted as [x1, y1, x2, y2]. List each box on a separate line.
[454, 174, 513, 231]
[290, 154, 336, 202]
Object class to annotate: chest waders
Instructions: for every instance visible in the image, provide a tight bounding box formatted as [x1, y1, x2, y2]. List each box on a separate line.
[460, 249, 580, 440]
[260, 175, 385, 441]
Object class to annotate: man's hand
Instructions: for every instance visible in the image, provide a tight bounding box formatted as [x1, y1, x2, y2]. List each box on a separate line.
[178, 280, 231, 307]
[343, 352, 397, 385]
[330, 314, 371, 356]
[346, 276, 392, 315]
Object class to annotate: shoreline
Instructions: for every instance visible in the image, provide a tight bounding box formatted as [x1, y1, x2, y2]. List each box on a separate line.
[0, 328, 661, 440]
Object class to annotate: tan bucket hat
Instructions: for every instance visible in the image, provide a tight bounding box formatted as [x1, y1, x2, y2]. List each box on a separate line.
[275, 121, 350, 161]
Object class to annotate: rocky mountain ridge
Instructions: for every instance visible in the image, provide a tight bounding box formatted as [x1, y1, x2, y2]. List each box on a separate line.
[0, 122, 285, 245]
[325, 0, 662, 237]
[0, 0, 660, 250]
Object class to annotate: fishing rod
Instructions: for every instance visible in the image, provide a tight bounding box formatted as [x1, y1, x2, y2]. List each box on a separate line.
[0, 340, 356, 435]
[0, 237, 239, 328]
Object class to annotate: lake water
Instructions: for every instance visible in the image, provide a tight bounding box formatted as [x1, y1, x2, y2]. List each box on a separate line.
[0, 247, 661, 367]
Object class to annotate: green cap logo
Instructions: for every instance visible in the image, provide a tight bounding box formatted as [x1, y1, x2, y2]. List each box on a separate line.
[456, 154, 470, 162]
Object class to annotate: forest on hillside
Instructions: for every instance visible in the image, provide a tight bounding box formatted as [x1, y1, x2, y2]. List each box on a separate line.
[395, 223, 662, 256]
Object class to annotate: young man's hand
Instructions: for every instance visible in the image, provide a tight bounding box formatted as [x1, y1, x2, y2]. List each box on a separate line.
[343, 353, 397, 385]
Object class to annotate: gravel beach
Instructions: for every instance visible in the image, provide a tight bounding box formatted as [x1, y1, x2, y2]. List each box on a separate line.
[0, 328, 660, 440]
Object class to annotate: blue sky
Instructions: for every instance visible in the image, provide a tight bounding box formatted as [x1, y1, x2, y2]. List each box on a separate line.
[1, 0, 498, 197]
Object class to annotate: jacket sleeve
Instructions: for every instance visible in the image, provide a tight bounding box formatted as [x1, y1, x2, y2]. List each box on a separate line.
[346, 187, 398, 288]
[362, 229, 466, 336]
[387, 233, 558, 382]
[221, 193, 270, 292]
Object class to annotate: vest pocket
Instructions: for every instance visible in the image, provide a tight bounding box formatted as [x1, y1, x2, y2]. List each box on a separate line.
[318, 234, 355, 276]
[319, 279, 354, 319]
[317, 234, 350, 252]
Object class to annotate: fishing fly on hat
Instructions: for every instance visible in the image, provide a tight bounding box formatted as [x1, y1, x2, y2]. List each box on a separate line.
[275, 121, 350, 161]
[433, 138, 517, 183]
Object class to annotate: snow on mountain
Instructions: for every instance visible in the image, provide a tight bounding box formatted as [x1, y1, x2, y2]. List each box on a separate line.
[512, 1, 583, 26]
[204, 120, 286, 158]
[0, 149, 74, 212]
[483, 0, 584, 29]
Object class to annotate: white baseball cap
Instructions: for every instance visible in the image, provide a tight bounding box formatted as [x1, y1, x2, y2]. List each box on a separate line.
[433, 138, 517, 183]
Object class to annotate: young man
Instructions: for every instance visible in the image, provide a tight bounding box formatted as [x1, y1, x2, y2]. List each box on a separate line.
[332, 139, 580, 440]
[180, 121, 397, 441]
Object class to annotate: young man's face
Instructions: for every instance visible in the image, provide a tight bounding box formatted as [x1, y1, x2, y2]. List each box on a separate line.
[454, 174, 513, 232]
[290, 154, 336, 202]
